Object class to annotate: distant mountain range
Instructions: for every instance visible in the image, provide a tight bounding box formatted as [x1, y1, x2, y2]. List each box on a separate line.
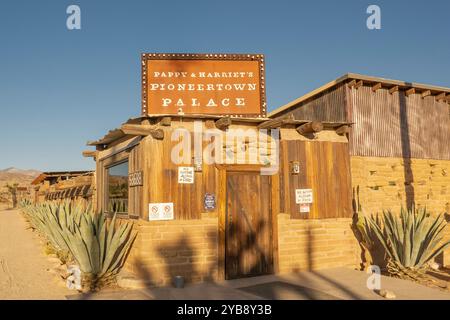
[0, 167, 42, 186]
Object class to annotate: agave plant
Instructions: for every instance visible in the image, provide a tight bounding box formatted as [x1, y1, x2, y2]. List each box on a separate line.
[20, 200, 137, 290]
[364, 207, 450, 278]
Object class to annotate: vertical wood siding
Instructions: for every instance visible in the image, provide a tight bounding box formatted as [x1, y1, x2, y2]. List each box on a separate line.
[349, 86, 450, 160]
[279, 140, 352, 219]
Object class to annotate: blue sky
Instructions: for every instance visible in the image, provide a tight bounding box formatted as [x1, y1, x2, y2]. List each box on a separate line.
[0, 0, 449, 171]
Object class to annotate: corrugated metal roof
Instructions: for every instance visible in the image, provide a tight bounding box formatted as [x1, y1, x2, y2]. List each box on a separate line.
[269, 73, 450, 117]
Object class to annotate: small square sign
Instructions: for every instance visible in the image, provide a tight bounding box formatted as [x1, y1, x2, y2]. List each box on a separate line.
[178, 166, 194, 184]
[300, 203, 310, 213]
[149, 203, 174, 221]
[295, 189, 313, 204]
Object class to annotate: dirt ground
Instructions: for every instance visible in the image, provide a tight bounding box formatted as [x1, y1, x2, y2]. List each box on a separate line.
[0, 207, 72, 299]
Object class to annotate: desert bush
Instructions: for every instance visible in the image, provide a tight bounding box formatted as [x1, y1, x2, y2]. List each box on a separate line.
[20, 200, 136, 290]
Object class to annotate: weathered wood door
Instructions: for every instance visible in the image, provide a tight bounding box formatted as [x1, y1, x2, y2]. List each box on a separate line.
[225, 171, 274, 279]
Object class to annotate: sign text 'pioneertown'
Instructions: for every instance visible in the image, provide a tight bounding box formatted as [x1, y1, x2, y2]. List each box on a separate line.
[141, 53, 266, 117]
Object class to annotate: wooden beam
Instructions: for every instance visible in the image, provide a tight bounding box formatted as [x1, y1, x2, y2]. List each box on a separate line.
[121, 124, 164, 140]
[258, 114, 294, 129]
[159, 116, 172, 126]
[205, 120, 215, 129]
[355, 80, 364, 89]
[215, 117, 232, 131]
[421, 90, 431, 98]
[82, 150, 97, 158]
[405, 88, 416, 97]
[347, 80, 357, 88]
[296, 121, 323, 135]
[335, 125, 350, 136]
[435, 92, 446, 102]
[372, 83, 382, 92]
[389, 86, 399, 94]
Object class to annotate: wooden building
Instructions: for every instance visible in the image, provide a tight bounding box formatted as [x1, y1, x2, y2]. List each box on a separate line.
[31, 171, 95, 204]
[269, 73, 450, 266]
[85, 53, 450, 286]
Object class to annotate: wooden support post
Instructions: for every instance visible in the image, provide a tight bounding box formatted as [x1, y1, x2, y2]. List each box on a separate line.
[121, 124, 164, 140]
[421, 90, 431, 98]
[159, 116, 172, 126]
[372, 83, 382, 92]
[405, 88, 416, 97]
[215, 117, 232, 131]
[389, 86, 399, 94]
[296, 121, 323, 135]
[335, 125, 350, 136]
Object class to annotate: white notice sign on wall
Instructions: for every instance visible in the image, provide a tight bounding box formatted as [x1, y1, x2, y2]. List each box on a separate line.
[178, 166, 194, 184]
[295, 189, 313, 204]
[149, 203, 174, 221]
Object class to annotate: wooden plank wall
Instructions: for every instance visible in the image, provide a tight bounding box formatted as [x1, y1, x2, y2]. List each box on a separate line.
[142, 130, 218, 220]
[349, 86, 450, 160]
[279, 140, 352, 219]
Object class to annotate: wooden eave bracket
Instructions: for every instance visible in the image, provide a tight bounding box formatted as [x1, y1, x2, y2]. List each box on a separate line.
[121, 124, 164, 140]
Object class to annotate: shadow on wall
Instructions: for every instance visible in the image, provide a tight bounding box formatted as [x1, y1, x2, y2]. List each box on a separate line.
[287, 223, 362, 300]
[399, 93, 415, 211]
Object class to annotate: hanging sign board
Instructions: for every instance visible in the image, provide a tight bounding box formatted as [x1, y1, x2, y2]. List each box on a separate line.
[295, 189, 313, 204]
[141, 53, 266, 117]
[149, 203, 174, 221]
[178, 166, 194, 184]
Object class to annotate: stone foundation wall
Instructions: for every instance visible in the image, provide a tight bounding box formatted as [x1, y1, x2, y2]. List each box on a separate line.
[277, 214, 360, 273]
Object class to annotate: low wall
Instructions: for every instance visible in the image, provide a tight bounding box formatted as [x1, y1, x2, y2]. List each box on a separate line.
[277, 214, 360, 273]
[351, 156, 450, 266]
[124, 213, 218, 286]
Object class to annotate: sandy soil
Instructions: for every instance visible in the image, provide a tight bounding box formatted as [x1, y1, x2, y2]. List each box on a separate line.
[0, 208, 73, 299]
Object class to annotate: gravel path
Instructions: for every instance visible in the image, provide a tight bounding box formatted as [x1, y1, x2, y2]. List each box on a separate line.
[0, 208, 72, 299]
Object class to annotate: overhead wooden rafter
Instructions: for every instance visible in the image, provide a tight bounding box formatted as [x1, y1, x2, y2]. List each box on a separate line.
[435, 92, 446, 102]
[335, 125, 350, 136]
[215, 117, 232, 131]
[347, 80, 357, 88]
[372, 83, 382, 92]
[258, 114, 295, 129]
[121, 124, 164, 140]
[421, 90, 431, 98]
[389, 86, 399, 94]
[405, 88, 416, 97]
[355, 80, 364, 89]
[82, 150, 97, 158]
[159, 116, 172, 126]
[296, 121, 323, 135]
